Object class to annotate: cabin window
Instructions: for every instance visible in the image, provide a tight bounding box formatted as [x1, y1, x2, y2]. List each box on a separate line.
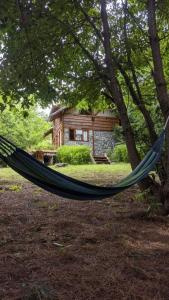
[69, 129, 89, 141]
[83, 130, 88, 141]
[76, 129, 83, 141]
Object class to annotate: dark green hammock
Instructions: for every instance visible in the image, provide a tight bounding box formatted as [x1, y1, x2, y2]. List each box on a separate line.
[0, 130, 166, 200]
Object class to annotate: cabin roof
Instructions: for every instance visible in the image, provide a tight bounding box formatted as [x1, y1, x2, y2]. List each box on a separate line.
[49, 105, 117, 121]
[49, 105, 67, 121]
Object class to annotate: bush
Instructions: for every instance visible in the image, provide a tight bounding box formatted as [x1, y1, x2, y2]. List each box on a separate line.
[111, 144, 129, 162]
[108, 144, 146, 163]
[30, 140, 56, 150]
[56, 145, 91, 165]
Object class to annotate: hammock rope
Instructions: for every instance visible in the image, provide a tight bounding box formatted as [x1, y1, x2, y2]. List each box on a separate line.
[0, 123, 167, 200]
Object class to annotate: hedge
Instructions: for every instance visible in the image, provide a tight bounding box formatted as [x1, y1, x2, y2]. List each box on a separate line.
[56, 145, 91, 165]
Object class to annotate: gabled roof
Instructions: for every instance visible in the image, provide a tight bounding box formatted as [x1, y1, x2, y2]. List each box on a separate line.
[49, 105, 67, 121]
[49, 105, 117, 121]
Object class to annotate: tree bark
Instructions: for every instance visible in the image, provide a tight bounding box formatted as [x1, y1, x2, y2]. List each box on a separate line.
[122, 0, 157, 144]
[147, 0, 169, 210]
[78, 0, 157, 145]
[100, 0, 141, 169]
[117, 61, 157, 144]
[147, 0, 169, 117]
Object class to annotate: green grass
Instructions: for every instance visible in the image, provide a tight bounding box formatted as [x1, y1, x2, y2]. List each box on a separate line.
[0, 167, 23, 181]
[54, 163, 131, 176]
[0, 163, 131, 185]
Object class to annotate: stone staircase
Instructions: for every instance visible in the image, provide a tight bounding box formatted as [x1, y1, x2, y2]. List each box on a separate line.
[93, 155, 111, 164]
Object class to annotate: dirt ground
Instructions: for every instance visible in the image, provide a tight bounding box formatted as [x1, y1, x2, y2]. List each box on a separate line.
[0, 181, 169, 300]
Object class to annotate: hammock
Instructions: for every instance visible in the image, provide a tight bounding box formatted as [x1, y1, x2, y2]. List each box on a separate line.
[0, 129, 166, 200]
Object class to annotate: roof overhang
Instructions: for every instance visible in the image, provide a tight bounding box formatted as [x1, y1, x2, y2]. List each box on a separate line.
[48, 106, 67, 121]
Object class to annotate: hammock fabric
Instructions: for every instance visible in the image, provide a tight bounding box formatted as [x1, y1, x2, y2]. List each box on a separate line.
[0, 130, 166, 200]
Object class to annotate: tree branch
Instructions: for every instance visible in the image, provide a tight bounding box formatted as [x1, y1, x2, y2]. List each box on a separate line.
[73, 0, 104, 43]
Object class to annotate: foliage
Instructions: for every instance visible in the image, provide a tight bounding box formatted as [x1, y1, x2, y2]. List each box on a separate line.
[109, 143, 145, 163]
[0, 2, 166, 108]
[0, 0, 162, 139]
[0, 0, 164, 130]
[0, 106, 51, 149]
[110, 144, 129, 163]
[31, 139, 55, 151]
[112, 126, 124, 144]
[56, 145, 91, 165]
[76, 97, 114, 114]
[0, 0, 120, 117]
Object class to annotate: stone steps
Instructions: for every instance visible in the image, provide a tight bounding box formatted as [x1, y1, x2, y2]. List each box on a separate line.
[93, 155, 110, 164]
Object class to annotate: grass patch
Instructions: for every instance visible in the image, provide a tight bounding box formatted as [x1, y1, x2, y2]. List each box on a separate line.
[55, 163, 131, 176]
[54, 163, 131, 185]
[0, 163, 131, 185]
[0, 167, 23, 181]
[9, 184, 22, 192]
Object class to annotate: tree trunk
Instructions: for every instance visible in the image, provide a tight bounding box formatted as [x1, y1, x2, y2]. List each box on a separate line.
[122, 0, 157, 144]
[147, 0, 169, 210]
[147, 0, 169, 117]
[100, 0, 141, 170]
[100, 0, 161, 193]
[117, 61, 157, 144]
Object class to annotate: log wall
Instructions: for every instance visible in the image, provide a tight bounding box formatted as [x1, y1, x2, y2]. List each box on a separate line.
[63, 114, 119, 131]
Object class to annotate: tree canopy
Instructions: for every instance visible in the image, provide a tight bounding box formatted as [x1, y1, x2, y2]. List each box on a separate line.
[0, 1, 168, 107]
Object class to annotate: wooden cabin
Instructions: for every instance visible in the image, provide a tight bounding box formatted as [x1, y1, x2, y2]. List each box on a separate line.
[46, 105, 119, 162]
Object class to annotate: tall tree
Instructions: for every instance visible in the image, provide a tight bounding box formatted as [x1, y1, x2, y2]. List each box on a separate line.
[100, 0, 140, 168]
[147, 0, 169, 207]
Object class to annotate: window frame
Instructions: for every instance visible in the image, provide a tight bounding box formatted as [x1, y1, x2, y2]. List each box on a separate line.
[69, 128, 89, 142]
[82, 129, 89, 142]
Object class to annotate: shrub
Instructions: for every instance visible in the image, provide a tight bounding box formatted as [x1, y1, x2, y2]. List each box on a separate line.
[56, 145, 91, 165]
[31, 140, 56, 150]
[108, 144, 146, 163]
[111, 144, 129, 162]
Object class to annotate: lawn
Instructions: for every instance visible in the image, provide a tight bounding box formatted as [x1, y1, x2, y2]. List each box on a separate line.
[0, 163, 131, 185]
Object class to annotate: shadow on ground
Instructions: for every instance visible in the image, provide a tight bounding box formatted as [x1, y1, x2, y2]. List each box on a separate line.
[0, 182, 169, 300]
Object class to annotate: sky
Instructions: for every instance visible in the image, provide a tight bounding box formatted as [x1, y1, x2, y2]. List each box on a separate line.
[37, 105, 51, 118]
